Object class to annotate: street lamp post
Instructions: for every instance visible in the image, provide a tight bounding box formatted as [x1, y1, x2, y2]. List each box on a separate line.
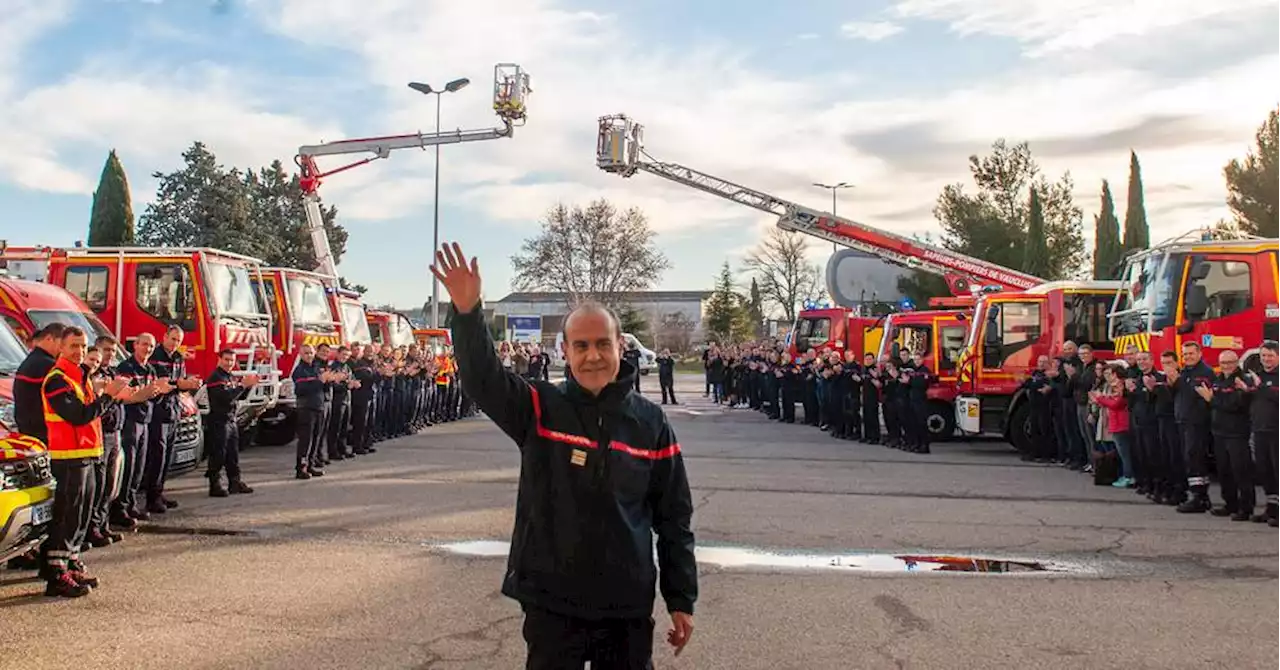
[409, 76, 471, 328]
[812, 182, 854, 254]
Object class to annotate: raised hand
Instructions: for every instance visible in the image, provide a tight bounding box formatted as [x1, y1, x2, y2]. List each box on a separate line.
[429, 242, 482, 314]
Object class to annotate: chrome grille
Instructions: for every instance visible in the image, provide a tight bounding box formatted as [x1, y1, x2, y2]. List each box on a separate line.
[175, 415, 202, 445]
[1, 453, 52, 490]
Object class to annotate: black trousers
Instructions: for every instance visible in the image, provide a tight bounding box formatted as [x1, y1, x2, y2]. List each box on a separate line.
[862, 398, 880, 442]
[1180, 421, 1213, 493]
[882, 397, 899, 443]
[1249, 433, 1280, 512]
[295, 408, 324, 470]
[205, 417, 241, 481]
[659, 378, 675, 404]
[1158, 416, 1185, 496]
[1213, 433, 1255, 512]
[328, 398, 351, 458]
[142, 419, 176, 503]
[42, 459, 95, 572]
[350, 396, 372, 452]
[522, 605, 654, 670]
[115, 419, 149, 516]
[90, 432, 123, 534]
[1134, 423, 1161, 488]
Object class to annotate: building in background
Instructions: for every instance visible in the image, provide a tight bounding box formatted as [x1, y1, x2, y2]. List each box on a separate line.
[491, 291, 712, 350]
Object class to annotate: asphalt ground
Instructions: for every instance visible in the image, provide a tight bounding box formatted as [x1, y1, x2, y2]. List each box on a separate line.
[1, 373, 1275, 670]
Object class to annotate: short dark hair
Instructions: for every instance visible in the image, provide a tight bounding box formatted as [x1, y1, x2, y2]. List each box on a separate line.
[1261, 340, 1278, 354]
[337, 346, 349, 353]
[33, 322, 65, 341]
[94, 335, 117, 348]
[1079, 343, 1093, 352]
[1181, 341, 1200, 351]
[1160, 350, 1178, 362]
[60, 326, 86, 340]
[317, 343, 331, 351]
[166, 324, 184, 335]
[218, 348, 236, 357]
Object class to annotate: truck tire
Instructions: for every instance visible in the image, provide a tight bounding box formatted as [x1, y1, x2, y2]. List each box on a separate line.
[254, 412, 296, 447]
[1008, 401, 1033, 453]
[926, 400, 956, 441]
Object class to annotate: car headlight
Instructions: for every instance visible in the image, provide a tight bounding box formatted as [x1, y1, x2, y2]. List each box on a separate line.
[279, 379, 294, 399]
[0, 397, 15, 430]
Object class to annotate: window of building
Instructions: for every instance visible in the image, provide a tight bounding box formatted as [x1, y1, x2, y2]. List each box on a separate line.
[65, 266, 110, 311]
[135, 263, 197, 332]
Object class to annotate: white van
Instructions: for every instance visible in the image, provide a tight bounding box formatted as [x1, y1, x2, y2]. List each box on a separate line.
[552, 332, 655, 375]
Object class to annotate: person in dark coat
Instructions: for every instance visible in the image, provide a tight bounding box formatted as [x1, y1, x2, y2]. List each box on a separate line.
[432, 242, 697, 668]
[656, 348, 677, 405]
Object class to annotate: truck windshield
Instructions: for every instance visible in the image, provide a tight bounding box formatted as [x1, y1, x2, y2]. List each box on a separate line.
[26, 309, 124, 366]
[1114, 251, 1183, 335]
[339, 301, 371, 344]
[0, 320, 26, 375]
[389, 314, 416, 349]
[287, 277, 334, 326]
[206, 262, 267, 320]
[794, 316, 832, 350]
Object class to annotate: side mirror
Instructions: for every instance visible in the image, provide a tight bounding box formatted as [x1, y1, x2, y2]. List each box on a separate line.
[1184, 284, 1209, 319]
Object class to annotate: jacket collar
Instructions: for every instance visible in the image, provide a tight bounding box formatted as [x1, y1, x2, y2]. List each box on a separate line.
[564, 359, 638, 407]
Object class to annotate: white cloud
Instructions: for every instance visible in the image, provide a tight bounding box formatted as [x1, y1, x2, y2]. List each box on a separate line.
[890, 0, 1276, 56]
[0, 0, 1273, 304]
[839, 21, 905, 42]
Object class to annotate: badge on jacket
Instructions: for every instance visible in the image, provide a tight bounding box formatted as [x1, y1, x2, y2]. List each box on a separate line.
[570, 449, 587, 467]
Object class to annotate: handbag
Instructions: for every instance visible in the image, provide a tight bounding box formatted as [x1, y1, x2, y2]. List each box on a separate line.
[1092, 448, 1119, 486]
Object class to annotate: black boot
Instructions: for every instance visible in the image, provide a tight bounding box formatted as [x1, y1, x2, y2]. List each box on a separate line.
[228, 479, 254, 494]
[1177, 491, 1211, 513]
[208, 476, 229, 498]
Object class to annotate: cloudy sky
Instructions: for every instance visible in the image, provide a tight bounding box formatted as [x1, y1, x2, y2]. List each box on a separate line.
[0, 0, 1275, 308]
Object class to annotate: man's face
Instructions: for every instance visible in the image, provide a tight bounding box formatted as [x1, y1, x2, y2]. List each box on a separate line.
[1181, 344, 1201, 366]
[864, 354, 875, 367]
[1080, 347, 1094, 364]
[317, 345, 331, 361]
[1219, 352, 1239, 375]
[351, 344, 364, 359]
[134, 337, 155, 362]
[163, 329, 183, 352]
[219, 352, 236, 372]
[1136, 352, 1153, 371]
[338, 349, 351, 362]
[1161, 355, 1179, 373]
[1062, 342, 1078, 358]
[300, 344, 315, 363]
[564, 310, 621, 395]
[1037, 355, 1050, 371]
[1124, 345, 1139, 364]
[60, 334, 88, 366]
[1262, 347, 1278, 370]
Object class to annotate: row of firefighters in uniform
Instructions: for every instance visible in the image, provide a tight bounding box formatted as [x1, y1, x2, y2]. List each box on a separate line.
[689, 346, 938, 453]
[8, 321, 472, 598]
[1019, 340, 1279, 526]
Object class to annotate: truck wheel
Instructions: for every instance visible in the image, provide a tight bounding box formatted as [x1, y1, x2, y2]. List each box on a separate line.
[926, 401, 956, 441]
[1008, 402, 1033, 453]
[254, 417, 295, 446]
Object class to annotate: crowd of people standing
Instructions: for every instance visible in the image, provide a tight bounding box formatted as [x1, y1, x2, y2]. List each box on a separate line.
[6, 320, 473, 598]
[697, 340, 939, 454]
[1020, 339, 1278, 526]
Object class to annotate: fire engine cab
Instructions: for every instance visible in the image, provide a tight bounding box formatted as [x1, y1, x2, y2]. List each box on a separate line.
[251, 267, 347, 445]
[954, 280, 1122, 451]
[1109, 233, 1279, 371]
[790, 305, 884, 361]
[0, 245, 281, 428]
[877, 308, 971, 439]
[367, 310, 417, 350]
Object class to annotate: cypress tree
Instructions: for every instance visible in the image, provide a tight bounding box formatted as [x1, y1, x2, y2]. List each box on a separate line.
[1122, 150, 1149, 252]
[1092, 180, 1123, 279]
[1023, 187, 1051, 278]
[87, 150, 136, 246]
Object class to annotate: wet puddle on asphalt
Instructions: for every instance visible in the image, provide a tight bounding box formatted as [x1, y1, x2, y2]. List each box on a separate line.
[428, 541, 1095, 575]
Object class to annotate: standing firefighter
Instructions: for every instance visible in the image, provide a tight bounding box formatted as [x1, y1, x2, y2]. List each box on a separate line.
[40, 326, 129, 597]
[433, 242, 697, 669]
[1245, 341, 1278, 526]
[1174, 342, 1216, 513]
[203, 349, 258, 497]
[657, 348, 677, 405]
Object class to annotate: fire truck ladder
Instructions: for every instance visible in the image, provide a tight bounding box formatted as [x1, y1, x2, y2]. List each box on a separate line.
[594, 114, 1043, 295]
[295, 63, 531, 278]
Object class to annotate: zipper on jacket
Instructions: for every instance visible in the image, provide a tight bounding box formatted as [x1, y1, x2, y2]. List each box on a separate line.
[597, 412, 612, 489]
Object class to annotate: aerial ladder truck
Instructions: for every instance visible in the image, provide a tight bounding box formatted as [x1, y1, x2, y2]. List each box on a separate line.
[256, 64, 530, 442]
[594, 115, 1121, 449]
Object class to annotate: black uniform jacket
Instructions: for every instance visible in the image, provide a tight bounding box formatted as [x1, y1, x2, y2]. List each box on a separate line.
[451, 305, 697, 621]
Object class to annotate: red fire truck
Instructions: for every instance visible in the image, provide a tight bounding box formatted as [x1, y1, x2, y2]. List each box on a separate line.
[0, 245, 281, 427]
[0, 275, 205, 473]
[1108, 232, 1279, 371]
[953, 281, 1123, 451]
[367, 310, 417, 350]
[876, 309, 971, 439]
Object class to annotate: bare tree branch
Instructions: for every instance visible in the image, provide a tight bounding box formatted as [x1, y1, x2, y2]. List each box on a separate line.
[741, 227, 821, 322]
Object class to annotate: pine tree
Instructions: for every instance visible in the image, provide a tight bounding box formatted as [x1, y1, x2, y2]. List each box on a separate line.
[1023, 187, 1051, 278]
[1224, 109, 1278, 237]
[748, 277, 765, 337]
[1092, 180, 1123, 279]
[705, 262, 750, 343]
[1122, 150, 1149, 253]
[87, 150, 136, 246]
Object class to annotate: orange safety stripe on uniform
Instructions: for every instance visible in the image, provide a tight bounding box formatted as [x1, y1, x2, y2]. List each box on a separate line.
[527, 387, 681, 459]
[41, 364, 104, 460]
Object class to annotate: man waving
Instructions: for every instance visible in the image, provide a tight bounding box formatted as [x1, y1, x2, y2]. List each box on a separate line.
[432, 242, 698, 669]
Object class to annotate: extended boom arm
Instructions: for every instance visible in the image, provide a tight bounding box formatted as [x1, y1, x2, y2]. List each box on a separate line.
[295, 63, 531, 278]
[595, 114, 1042, 295]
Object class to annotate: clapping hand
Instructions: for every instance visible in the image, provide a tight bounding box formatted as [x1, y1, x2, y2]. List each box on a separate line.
[430, 242, 482, 314]
[104, 377, 130, 398]
[1194, 385, 1213, 401]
